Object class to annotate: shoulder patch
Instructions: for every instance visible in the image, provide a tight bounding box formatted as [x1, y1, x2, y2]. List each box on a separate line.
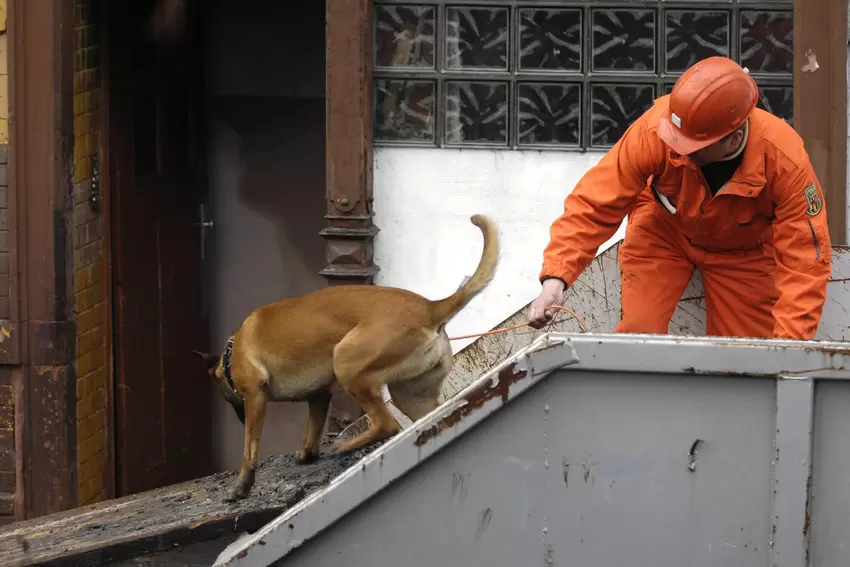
[804, 182, 823, 216]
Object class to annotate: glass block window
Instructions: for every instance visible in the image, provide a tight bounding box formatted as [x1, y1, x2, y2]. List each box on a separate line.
[373, 1, 794, 151]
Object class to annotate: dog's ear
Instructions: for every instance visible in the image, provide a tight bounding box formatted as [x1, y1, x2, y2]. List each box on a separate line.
[192, 349, 221, 371]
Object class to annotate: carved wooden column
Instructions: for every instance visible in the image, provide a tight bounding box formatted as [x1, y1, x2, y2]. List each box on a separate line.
[322, 0, 378, 430]
[322, 0, 379, 287]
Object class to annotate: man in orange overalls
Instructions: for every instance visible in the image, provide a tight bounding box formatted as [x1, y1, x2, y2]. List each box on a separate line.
[528, 56, 831, 340]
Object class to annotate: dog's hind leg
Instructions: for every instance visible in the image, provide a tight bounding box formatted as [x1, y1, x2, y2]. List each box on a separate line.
[226, 385, 268, 501]
[295, 389, 332, 464]
[388, 354, 452, 423]
[328, 325, 436, 455]
[327, 377, 400, 455]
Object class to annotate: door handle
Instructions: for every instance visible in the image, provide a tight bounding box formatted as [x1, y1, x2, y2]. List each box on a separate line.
[195, 203, 214, 261]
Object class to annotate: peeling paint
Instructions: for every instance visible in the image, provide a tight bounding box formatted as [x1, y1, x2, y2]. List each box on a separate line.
[414, 363, 529, 447]
[801, 49, 820, 73]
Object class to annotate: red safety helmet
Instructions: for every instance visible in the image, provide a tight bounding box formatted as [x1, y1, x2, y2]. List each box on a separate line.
[658, 56, 759, 155]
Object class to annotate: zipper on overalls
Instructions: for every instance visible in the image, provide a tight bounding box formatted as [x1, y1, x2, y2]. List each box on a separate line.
[808, 220, 821, 261]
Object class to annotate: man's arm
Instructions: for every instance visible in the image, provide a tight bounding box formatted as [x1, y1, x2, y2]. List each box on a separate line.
[771, 164, 832, 340]
[539, 113, 665, 287]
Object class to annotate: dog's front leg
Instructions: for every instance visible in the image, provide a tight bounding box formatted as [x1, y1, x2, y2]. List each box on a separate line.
[295, 390, 332, 464]
[226, 389, 268, 501]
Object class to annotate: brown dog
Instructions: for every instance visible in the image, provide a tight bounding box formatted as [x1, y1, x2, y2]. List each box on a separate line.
[194, 214, 500, 500]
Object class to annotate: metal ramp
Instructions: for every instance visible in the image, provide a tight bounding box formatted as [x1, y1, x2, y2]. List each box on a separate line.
[216, 332, 850, 567]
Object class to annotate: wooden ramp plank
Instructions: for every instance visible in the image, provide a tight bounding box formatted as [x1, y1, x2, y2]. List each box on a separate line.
[0, 445, 379, 567]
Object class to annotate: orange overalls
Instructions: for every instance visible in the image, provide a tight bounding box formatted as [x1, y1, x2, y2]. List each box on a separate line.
[539, 97, 831, 340]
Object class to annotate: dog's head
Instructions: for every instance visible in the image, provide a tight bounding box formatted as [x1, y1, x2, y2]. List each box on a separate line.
[192, 350, 222, 377]
[191, 347, 246, 424]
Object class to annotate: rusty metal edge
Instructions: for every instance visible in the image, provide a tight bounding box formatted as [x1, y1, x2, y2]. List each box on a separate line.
[213, 333, 580, 567]
[540, 333, 850, 380]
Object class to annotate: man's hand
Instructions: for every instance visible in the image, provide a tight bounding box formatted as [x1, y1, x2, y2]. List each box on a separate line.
[527, 278, 566, 329]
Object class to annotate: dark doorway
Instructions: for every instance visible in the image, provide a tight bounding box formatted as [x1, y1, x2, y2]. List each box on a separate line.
[106, 0, 213, 495]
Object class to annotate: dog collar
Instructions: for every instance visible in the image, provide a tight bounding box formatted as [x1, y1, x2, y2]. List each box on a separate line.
[222, 337, 240, 397]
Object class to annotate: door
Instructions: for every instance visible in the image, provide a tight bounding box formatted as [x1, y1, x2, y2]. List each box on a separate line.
[107, 0, 213, 495]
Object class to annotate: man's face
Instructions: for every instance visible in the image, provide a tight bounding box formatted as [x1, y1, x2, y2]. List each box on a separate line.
[687, 128, 745, 166]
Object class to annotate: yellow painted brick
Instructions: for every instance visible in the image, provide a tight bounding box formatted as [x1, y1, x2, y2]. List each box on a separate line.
[0, 76, 6, 121]
[80, 390, 99, 420]
[76, 374, 89, 401]
[74, 350, 93, 378]
[77, 478, 92, 504]
[77, 325, 103, 356]
[74, 134, 87, 161]
[0, 0, 7, 33]
[79, 451, 105, 485]
[89, 410, 105, 438]
[80, 156, 91, 181]
[75, 283, 103, 314]
[0, 120, 8, 145]
[74, 112, 89, 137]
[78, 413, 98, 441]
[77, 303, 103, 334]
[78, 434, 97, 463]
[89, 365, 107, 392]
[75, 267, 91, 294]
[0, 34, 7, 76]
[89, 475, 103, 503]
[76, 395, 92, 421]
[90, 346, 105, 373]
[91, 428, 105, 453]
[86, 130, 99, 155]
[73, 94, 85, 117]
[89, 261, 103, 285]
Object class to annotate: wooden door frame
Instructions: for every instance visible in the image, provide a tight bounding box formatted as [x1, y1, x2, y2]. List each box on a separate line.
[8, 0, 78, 518]
[97, 0, 118, 503]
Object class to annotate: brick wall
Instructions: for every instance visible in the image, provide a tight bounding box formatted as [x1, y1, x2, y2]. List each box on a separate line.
[73, 0, 108, 507]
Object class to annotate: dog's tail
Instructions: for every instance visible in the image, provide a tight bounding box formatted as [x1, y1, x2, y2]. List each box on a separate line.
[429, 214, 500, 327]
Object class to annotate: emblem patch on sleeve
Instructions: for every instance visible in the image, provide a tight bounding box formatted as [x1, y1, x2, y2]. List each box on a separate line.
[804, 182, 823, 216]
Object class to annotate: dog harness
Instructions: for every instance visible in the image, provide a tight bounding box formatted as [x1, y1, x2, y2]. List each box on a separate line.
[222, 337, 241, 398]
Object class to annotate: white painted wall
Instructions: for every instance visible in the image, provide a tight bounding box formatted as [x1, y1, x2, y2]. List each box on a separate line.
[373, 148, 624, 353]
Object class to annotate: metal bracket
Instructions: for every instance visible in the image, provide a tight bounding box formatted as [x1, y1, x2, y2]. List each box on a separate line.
[194, 203, 214, 261]
[89, 153, 101, 215]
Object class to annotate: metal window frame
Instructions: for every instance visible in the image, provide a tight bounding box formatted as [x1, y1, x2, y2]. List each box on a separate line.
[372, 0, 794, 152]
[215, 331, 845, 567]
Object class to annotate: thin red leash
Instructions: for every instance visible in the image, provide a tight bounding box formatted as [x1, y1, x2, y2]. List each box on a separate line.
[448, 305, 589, 341]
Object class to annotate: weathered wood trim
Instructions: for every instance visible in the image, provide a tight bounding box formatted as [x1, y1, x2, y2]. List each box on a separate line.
[793, 0, 848, 245]
[96, 0, 117, 502]
[321, 0, 379, 286]
[8, 0, 78, 518]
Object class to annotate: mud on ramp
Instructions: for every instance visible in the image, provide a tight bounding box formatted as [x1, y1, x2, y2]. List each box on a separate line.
[0, 443, 383, 567]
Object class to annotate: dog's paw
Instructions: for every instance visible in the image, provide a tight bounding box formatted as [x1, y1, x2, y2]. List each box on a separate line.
[294, 449, 319, 464]
[327, 440, 354, 455]
[224, 484, 250, 502]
